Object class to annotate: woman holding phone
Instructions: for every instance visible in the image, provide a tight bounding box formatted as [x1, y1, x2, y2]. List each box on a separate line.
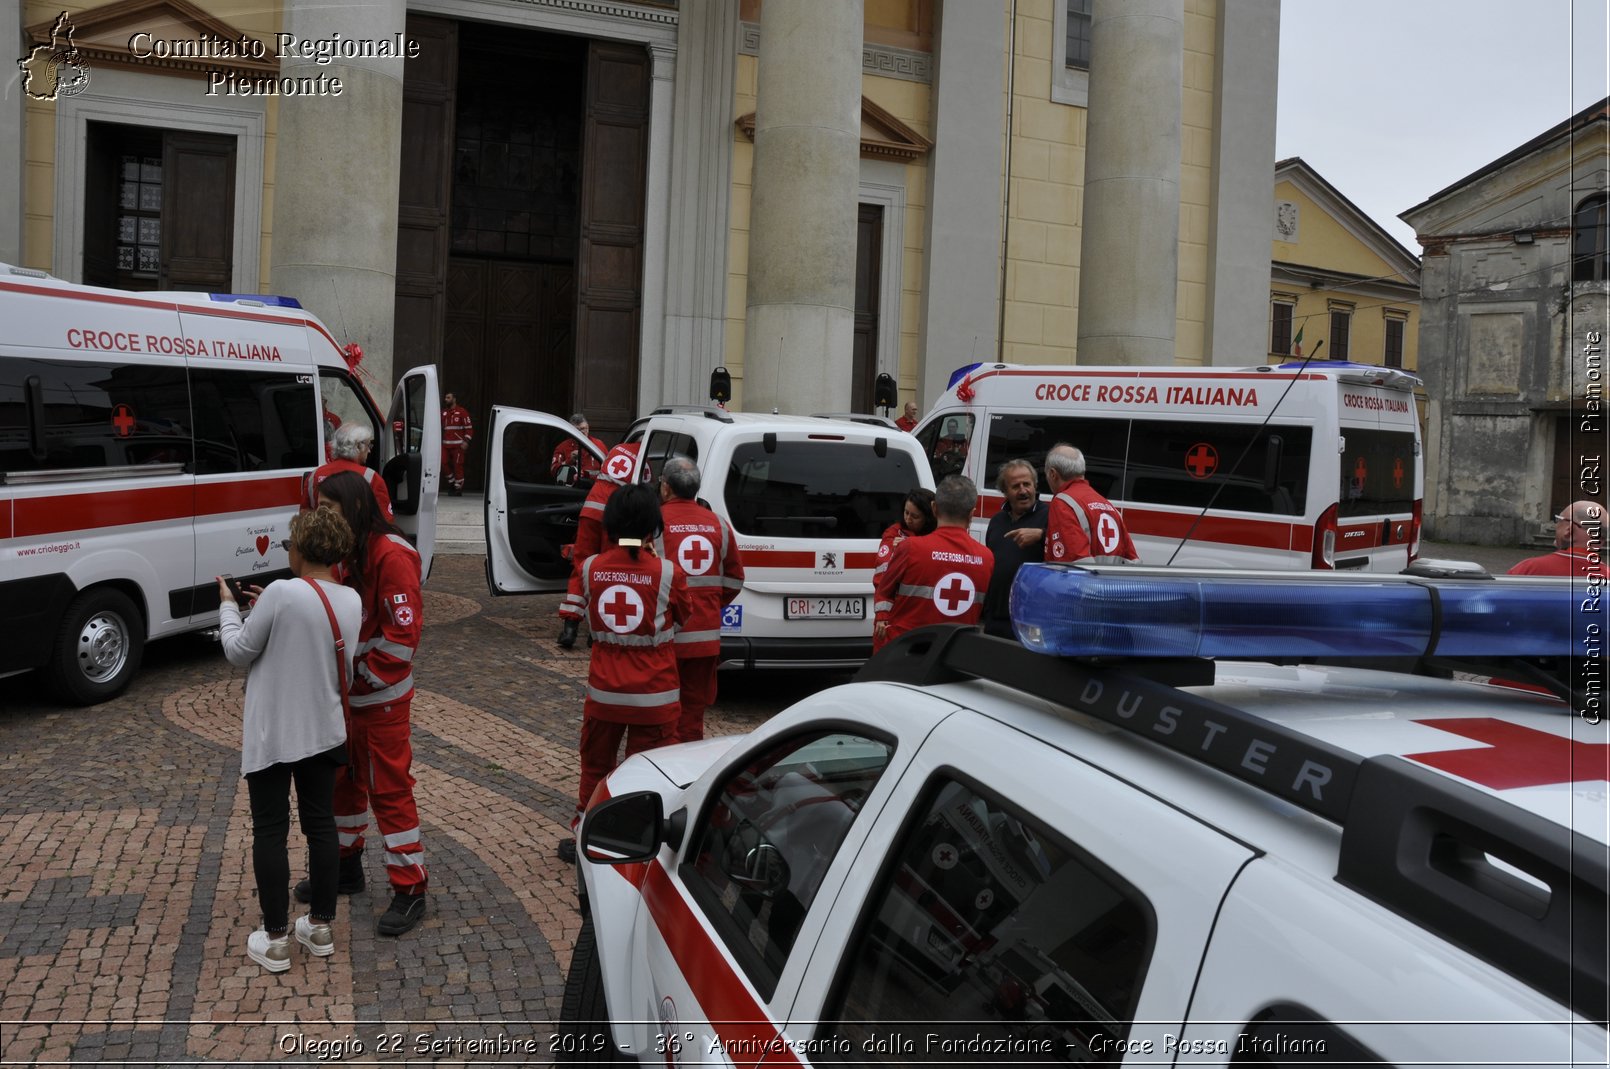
[218, 505, 361, 972]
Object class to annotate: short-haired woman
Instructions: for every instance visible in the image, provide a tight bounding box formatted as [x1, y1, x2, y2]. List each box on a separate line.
[219, 505, 361, 972]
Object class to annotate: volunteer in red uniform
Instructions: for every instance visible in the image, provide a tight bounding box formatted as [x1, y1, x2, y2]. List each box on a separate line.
[440, 391, 473, 496]
[557, 442, 640, 649]
[298, 471, 429, 937]
[654, 456, 745, 743]
[894, 401, 919, 433]
[549, 412, 607, 484]
[873, 487, 936, 586]
[874, 475, 995, 651]
[307, 421, 394, 521]
[559, 484, 691, 862]
[1044, 443, 1139, 564]
[1510, 500, 1608, 577]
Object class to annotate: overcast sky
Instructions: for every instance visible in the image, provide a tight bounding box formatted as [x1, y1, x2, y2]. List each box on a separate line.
[1276, 0, 1609, 252]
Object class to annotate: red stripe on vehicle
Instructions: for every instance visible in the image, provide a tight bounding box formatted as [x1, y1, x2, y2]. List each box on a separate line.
[0, 502, 12, 539]
[739, 549, 880, 569]
[11, 476, 303, 538]
[1122, 508, 1300, 552]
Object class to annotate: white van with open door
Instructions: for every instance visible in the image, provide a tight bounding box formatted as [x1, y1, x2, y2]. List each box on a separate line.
[0, 264, 440, 703]
[486, 405, 934, 667]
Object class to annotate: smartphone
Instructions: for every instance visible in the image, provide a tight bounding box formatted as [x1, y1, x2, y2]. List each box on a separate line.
[221, 574, 247, 604]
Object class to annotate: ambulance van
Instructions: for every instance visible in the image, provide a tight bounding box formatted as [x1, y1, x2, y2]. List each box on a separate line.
[915, 361, 1423, 571]
[0, 265, 441, 704]
[483, 405, 934, 668]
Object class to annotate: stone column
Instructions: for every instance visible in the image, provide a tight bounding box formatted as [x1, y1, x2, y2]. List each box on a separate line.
[659, 0, 739, 408]
[638, 43, 677, 416]
[1, 0, 24, 264]
[1204, 0, 1278, 365]
[743, 0, 863, 414]
[1076, 0, 1182, 365]
[919, 0, 1005, 408]
[268, 0, 406, 388]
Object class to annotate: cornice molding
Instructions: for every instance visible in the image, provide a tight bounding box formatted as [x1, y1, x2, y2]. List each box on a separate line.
[27, 0, 278, 80]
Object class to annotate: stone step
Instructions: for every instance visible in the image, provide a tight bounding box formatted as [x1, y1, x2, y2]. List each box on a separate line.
[434, 493, 486, 555]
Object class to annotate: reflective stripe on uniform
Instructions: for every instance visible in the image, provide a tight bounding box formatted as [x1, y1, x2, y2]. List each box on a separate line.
[675, 629, 721, 645]
[897, 584, 936, 599]
[384, 848, 425, 868]
[592, 630, 676, 648]
[383, 827, 421, 849]
[583, 499, 606, 514]
[587, 685, 680, 707]
[357, 636, 415, 661]
[873, 599, 894, 613]
[351, 675, 414, 707]
[685, 575, 727, 588]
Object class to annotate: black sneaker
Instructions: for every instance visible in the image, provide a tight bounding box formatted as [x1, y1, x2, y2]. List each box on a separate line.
[294, 854, 364, 903]
[377, 892, 427, 936]
[557, 619, 578, 649]
[557, 838, 577, 863]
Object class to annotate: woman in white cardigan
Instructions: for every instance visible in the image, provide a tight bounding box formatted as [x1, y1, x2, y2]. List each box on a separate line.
[218, 506, 362, 973]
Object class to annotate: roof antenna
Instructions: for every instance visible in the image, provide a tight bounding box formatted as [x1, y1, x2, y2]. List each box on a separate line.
[773, 334, 782, 415]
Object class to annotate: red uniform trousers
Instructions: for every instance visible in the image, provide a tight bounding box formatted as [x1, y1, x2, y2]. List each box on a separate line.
[675, 655, 719, 743]
[576, 719, 678, 821]
[332, 700, 428, 894]
[441, 444, 467, 491]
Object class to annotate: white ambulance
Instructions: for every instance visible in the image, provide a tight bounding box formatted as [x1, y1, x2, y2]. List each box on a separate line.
[484, 406, 934, 667]
[915, 360, 1424, 571]
[0, 264, 441, 704]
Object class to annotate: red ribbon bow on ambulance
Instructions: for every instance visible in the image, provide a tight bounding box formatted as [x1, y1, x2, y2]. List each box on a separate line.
[341, 342, 363, 373]
[954, 376, 976, 404]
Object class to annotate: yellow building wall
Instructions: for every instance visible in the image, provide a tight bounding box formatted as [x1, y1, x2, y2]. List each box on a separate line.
[19, 0, 281, 284]
[1269, 179, 1420, 372]
[1001, 0, 1218, 367]
[724, 54, 933, 410]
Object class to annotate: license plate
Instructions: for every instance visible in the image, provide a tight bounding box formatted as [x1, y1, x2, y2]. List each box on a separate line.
[785, 597, 865, 620]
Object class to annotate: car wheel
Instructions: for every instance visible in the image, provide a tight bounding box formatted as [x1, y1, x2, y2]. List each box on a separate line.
[49, 588, 144, 705]
[557, 914, 623, 1065]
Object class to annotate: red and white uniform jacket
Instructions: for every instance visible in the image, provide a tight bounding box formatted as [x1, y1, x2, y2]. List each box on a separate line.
[441, 404, 473, 448]
[562, 443, 641, 593]
[349, 532, 423, 710]
[550, 434, 606, 480]
[872, 521, 913, 583]
[655, 497, 745, 659]
[1509, 549, 1609, 577]
[1047, 479, 1139, 564]
[307, 458, 394, 521]
[874, 526, 994, 647]
[573, 545, 691, 725]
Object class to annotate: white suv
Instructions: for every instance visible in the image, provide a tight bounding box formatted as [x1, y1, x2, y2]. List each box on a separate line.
[485, 406, 932, 667]
[558, 565, 1607, 1066]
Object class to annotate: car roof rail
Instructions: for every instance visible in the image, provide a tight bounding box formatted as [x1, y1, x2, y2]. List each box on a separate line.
[857, 625, 1608, 1021]
[648, 404, 734, 423]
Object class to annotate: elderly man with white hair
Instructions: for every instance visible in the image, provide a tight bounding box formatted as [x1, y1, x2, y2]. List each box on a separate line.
[307, 421, 395, 521]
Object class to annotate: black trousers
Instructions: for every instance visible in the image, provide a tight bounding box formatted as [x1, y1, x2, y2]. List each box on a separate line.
[245, 745, 345, 931]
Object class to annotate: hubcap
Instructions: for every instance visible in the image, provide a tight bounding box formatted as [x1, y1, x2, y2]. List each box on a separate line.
[77, 612, 128, 684]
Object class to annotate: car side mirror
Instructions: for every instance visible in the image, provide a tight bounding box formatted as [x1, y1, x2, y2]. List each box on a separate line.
[581, 791, 686, 864]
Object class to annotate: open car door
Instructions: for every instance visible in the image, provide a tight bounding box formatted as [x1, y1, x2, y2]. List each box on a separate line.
[485, 407, 609, 594]
[384, 364, 441, 579]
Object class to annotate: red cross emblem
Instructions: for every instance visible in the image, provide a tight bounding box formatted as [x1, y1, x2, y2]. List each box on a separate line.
[933, 572, 977, 617]
[1353, 456, 1369, 485]
[598, 584, 645, 634]
[1407, 718, 1609, 790]
[607, 454, 633, 480]
[676, 534, 714, 575]
[111, 404, 136, 437]
[1185, 442, 1218, 479]
[1392, 457, 1405, 490]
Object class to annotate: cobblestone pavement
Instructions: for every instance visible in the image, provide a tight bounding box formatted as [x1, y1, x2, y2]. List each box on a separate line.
[0, 555, 852, 1066]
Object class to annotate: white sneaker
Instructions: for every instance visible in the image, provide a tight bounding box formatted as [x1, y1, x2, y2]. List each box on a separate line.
[295, 915, 335, 957]
[247, 929, 291, 973]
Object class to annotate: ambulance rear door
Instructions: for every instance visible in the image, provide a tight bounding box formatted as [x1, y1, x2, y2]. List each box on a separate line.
[484, 406, 608, 594]
[386, 365, 441, 578]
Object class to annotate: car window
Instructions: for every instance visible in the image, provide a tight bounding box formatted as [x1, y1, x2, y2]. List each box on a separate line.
[681, 730, 895, 1000]
[189, 367, 317, 474]
[643, 429, 698, 482]
[1124, 419, 1312, 516]
[824, 777, 1155, 1064]
[916, 412, 975, 482]
[1337, 428, 1415, 518]
[982, 413, 1127, 498]
[0, 357, 192, 475]
[317, 368, 380, 464]
[723, 441, 919, 540]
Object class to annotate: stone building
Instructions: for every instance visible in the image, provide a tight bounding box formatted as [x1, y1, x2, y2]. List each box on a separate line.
[1402, 98, 1609, 545]
[5, 0, 1281, 492]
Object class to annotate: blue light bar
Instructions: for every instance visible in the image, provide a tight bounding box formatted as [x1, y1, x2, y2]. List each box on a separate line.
[208, 293, 303, 308]
[1010, 565, 1598, 659]
[946, 363, 982, 389]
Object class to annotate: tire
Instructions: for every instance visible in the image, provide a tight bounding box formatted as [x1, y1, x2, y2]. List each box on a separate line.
[557, 914, 625, 1065]
[48, 588, 145, 705]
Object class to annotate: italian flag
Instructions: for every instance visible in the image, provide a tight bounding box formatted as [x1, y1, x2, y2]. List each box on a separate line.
[1292, 324, 1304, 357]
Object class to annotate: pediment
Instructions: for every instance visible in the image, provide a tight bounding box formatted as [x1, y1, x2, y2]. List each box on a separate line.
[27, 0, 278, 80]
[737, 96, 933, 162]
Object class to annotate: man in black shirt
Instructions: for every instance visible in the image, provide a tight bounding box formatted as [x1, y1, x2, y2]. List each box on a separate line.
[981, 458, 1049, 638]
